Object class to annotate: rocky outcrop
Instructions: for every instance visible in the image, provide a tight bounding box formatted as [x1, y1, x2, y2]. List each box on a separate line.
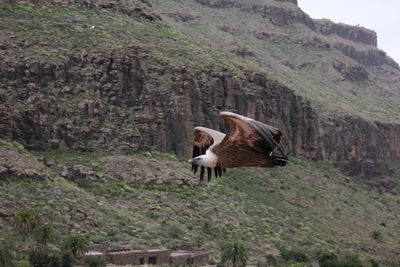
[0, 146, 48, 179]
[314, 19, 377, 46]
[333, 62, 369, 82]
[332, 43, 399, 69]
[275, 0, 297, 5]
[101, 155, 198, 185]
[0, 0, 160, 21]
[2, 46, 400, 177]
[194, 0, 313, 27]
[0, 47, 318, 158]
[320, 116, 398, 177]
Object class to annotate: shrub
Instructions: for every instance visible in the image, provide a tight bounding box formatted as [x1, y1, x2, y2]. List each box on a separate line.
[62, 234, 89, 259]
[339, 252, 370, 267]
[279, 246, 309, 263]
[60, 251, 75, 267]
[368, 258, 380, 267]
[371, 230, 383, 241]
[266, 254, 277, 266]
[33, 224, 56, 246]
[14, 209, 42, 235]
[0, 246, 14, 267]
[317, 251, 338, 267]
[83, 256, 106, 267]
[14, 260, 33, 267]
[220, 239, 248, 267]
[29, 250, 59, 267]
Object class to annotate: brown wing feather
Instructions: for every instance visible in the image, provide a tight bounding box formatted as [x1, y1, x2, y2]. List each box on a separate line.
[192, 127, 226, 181]
[192, 128, 214, 181]
[213, 112, 287, 167]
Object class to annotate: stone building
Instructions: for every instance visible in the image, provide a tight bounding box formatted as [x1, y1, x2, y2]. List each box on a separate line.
[85, 248, 209, 266]
[170, 250, 209, 266]
[107, 249, 170, 266]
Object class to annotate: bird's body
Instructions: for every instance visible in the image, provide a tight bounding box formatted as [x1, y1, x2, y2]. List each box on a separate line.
[189, 111, 288, 181]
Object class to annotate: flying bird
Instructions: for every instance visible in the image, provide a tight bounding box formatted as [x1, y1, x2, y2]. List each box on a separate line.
[189, 111, 288, 182]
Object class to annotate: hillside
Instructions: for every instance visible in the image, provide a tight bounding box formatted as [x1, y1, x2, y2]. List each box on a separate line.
[1, 141, 400, 265]
[150, 0, 400, 122]
[1, 0, 400, 266]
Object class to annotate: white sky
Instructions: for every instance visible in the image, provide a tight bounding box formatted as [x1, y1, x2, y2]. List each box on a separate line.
[298, 0, 400, 64]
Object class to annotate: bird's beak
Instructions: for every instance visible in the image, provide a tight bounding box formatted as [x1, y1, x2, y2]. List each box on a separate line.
[188, 158, 194, 163]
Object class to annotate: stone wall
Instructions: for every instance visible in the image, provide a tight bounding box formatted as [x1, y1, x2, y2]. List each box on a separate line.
[107, 249, 171, 266]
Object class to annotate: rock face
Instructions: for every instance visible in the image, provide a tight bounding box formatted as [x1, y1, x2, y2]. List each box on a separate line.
[0, 146, 48, 179]
[194, 0, 313, 27]
[0, 0, 160, 20]
[0, 49, 319, 159]
[314, 19, 377, 47]
[1, 0, 400, 178]
[1, 47, 399, 177]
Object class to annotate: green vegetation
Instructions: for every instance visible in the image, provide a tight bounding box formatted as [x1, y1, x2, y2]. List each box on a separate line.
[62, 235, 89, 259]
[14, 209, 42, 235]
[149, 0, 400, 122]
[33, 224, 56, 246]
[0, 3, 235, 72]
[220, 239, 249, 267]
[1, 146, 399, 265]
[83, 256, 106, 267]
[0, 246, 13, 267]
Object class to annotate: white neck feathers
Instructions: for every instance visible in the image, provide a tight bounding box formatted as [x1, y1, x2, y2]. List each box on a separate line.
[201, 150, 218, 168]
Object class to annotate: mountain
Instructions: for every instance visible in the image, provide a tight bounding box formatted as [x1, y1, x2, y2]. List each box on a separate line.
[1, 0, 400, 265]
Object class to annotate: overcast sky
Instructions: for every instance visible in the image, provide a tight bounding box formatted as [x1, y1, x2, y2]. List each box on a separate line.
[298, 0, 400, 64]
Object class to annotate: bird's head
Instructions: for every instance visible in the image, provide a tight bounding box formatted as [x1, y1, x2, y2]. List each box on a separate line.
[188, 156, 202, 165]
[188, 154, 217, 168]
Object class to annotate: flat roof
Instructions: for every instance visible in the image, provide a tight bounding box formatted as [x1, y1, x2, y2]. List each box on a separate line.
[147, 249, 170, 252]
[86, 251, 105, 256]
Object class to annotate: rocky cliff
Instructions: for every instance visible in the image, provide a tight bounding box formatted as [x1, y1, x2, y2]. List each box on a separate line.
[1, 47, 399, 177]
[0, 49, 319, 159]
[1, 0, 400, 177]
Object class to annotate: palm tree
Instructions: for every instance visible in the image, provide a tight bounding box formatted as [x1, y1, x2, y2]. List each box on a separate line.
[0, 246, 13, 267]
[221, 239, 248, 267]
[62, 234, 89, 259]
[33, 224, 56, 246]
[14, 209, 42, 235]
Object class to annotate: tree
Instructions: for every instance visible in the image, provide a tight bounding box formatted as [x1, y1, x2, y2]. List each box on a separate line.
[0, 246, 13, 267]
[33, 224, 56, 246]
[14, 209, 42, 235]
[221, 239, 248, 267]
[62, 234, 89, 259]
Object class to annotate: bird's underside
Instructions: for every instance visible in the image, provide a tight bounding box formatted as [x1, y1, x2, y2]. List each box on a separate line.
[190, 111, 288, 182]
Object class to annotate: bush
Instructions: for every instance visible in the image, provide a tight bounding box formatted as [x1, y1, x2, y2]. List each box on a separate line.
[266, 254, 277, 266]
[60, 251, 75, 267]
[279, 247, 309, 263]
[83, 256, 106, 267]
[369, 258, 380, 267]
[62, 234, 89, 259]
[371, 230, 383, 241]
[29, 250, 59, 267]
[0, 246, 14, 267]
[317, 251, 338, 267]
[14, 260, 33, 267]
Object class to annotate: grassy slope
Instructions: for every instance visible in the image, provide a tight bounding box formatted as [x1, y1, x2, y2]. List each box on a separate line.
[1, 2, 400, 266]
[1, 143, 400, 265]
[149, 0, 400, 123]
[0, 3, 235, 70]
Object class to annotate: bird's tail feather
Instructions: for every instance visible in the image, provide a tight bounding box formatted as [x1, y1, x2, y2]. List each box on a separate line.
[271, 155, 288, 166]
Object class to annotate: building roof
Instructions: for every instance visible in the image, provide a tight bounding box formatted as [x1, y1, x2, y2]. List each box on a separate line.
[86, 251, 105, 256]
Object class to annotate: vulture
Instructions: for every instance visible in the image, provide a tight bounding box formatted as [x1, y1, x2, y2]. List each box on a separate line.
[189, 111, 288, 181]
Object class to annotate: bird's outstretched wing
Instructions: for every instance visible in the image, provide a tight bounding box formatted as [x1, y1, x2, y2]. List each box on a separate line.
[192, 127, 226, 181]
[213, 111, 288, 167]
